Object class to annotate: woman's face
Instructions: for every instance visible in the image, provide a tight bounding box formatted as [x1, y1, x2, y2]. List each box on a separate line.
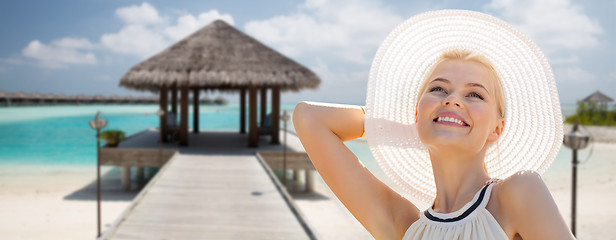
[416, 59, 504, 154]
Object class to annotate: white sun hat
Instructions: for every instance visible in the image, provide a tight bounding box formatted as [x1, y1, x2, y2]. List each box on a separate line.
[365, 9, 563, 203]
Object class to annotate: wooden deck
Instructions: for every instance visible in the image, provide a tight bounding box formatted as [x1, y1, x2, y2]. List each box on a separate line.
[99, 129, 317, 240]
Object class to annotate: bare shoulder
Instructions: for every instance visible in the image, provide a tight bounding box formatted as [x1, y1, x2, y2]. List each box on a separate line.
[494, 170, 574, 239]
[497, 170, 544, 199]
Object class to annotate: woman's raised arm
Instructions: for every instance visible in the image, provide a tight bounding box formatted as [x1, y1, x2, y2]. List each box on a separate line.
[293, 101, 418, 239]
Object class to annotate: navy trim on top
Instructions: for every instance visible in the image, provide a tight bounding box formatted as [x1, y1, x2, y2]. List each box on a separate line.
[424, 184, 489, 222]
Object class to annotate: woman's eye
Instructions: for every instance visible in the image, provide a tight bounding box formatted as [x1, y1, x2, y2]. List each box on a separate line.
[430, 87, 446, 93]
[468, 92, 484, 100]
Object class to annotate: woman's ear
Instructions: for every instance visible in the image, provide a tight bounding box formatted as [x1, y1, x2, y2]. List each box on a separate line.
[487, 118, 505, 142]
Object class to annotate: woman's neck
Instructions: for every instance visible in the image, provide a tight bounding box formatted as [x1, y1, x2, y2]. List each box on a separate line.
[428, 146, 491, 213]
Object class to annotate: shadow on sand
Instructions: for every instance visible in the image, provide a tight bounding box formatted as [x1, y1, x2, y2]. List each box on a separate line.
[63, 167, 158, 202]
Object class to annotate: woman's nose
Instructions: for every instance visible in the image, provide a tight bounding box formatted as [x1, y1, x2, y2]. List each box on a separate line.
[442, 95, 462, 108]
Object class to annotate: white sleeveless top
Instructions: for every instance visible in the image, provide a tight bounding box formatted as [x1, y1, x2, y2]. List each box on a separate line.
[402, 181, 508, 240]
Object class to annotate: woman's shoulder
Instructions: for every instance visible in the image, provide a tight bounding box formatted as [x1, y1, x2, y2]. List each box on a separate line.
[493, 170, 547, 206]
[491, 170, 557, 237]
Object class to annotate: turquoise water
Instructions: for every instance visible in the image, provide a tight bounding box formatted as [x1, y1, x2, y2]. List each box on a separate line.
[0, 103, 297, 166]
[0, 102, 582, 168]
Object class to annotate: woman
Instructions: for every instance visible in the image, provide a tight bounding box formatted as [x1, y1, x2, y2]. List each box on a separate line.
[293, 10, 574, 240]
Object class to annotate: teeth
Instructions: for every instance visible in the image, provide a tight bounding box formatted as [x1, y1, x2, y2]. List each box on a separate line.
[437, 116, 466, 126]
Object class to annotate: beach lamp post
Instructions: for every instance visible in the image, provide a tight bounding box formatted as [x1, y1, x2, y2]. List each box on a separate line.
[281, 110, 290, 187]
[563, 120, 590, 237]
[89, 111, 107, 237]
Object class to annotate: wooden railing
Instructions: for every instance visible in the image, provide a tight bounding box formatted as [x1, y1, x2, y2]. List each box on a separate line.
[100, 148, 177, 190]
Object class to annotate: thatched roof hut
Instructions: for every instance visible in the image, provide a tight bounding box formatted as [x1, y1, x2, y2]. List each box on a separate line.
[120, 20, 319, 92]
[582, 90, 613, 110]
[583, 91, 613, 103]
[118, 20, 321, 147]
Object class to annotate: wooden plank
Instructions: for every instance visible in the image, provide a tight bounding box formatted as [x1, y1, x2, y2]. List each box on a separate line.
[102, 154, 312, 240]
[257, 151, 314, 170]
[99, 148, 175, 167]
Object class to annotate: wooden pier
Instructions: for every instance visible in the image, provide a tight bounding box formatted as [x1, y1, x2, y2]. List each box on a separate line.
[99, 129, 317, 239]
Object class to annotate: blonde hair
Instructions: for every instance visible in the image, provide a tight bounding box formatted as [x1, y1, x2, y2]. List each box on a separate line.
[415, 49, 506, 119]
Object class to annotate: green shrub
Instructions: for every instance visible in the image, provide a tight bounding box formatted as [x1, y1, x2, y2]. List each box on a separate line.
[100, 129, 126, 147]
[565, 101, 616, 126]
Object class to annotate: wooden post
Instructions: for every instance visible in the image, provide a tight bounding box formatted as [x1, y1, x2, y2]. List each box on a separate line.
[193, 88, 199, 133]
[294, 170, 300, 181]
[249, 86, 258, 147]
[260, 87, 267, 127]
[240, 88, 246, 134]
[122, 165, 130, 190]
[180, 85, 189, 146]
[159, 85, 168, 142]
[171, 84, 178, 115]
[271, 86, 280, 144]
[137, 167, 145, 182]
[305, 170, 314, 193]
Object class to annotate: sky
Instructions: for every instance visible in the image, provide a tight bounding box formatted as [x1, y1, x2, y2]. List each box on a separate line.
[0, 0, 614, 104]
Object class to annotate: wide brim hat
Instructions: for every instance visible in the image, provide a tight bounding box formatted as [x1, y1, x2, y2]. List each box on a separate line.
[365, 9, 563, 203]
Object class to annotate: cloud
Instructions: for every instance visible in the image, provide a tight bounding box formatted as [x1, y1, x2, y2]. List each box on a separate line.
[485, 0, 602, 53]
[164, 10, 234, 41]
[21, 38, 97, 69]
[115, 2, 163, 25]
[100, 2, 234, 58]
[101, 24, 169, 58]
[244, 0, 403, 64]
[20, 2, 235, 67]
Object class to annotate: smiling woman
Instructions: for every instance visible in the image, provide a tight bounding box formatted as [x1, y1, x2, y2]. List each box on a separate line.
[294, 9, 574, 240]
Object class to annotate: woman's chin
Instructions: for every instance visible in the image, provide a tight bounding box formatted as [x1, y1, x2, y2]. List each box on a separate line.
[421, 135, 470, 149]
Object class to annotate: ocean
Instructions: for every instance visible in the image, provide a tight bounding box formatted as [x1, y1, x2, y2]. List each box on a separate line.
[0, 102, 587, 181]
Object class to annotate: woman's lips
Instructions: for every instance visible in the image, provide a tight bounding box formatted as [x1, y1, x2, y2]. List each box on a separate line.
[433, 116, 470, 127]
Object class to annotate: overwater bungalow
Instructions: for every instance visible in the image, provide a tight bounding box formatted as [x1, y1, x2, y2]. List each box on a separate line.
[55, 94, 68, 104]
[120, 20, 320, 147]
[92, 94, 107, 104]
[43, 93, 56, 104]
[200, 96, 213, 104]
[0, 90, 8, 106]
[10, 91, 28, 104]
[30, 92, 44, 104]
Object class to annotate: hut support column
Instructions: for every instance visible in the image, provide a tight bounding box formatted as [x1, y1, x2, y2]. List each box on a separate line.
[179, 85, 189, 146]
[193, 88, 199, 133]
[159, 85, 168, 142]
[271, 86, 280, 144]
[260, 87, 267, 127]
[249, 86, 258, 147]
[171, 84, 178, 116]
[240, 88, 246, 134]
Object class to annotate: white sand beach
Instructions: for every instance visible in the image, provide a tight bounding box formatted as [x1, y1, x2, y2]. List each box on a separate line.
[0, 142, 614, 239]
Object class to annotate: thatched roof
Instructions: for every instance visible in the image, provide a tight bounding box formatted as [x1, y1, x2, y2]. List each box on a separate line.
[43, 93, 55, 100]
[30, 92, 43, 99]
[583, 91, 613, 103]
[11, 91, 27, 99]
[120, 20, 320, 92]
